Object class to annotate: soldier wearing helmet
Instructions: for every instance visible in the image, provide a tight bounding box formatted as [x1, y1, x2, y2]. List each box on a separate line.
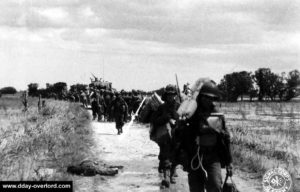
[151, 84, 180, 187]
[176, 78, 233, 192]
[111, 91, 127, 135]
[131, 89, 142, 120]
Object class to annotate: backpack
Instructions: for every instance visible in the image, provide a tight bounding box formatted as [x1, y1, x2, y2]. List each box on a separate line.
[149, 123, 172, 145]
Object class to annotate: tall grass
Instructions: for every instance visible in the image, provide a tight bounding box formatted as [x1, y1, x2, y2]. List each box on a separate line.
[0, 95, 92, 180]
[220, 102, 300, 191]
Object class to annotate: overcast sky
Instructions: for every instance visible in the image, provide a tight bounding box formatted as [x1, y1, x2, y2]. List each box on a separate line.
[0, 0, 299, 91]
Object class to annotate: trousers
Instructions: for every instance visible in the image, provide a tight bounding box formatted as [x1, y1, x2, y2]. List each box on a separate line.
[188, 161, 222, 192]
[158, 134, 173, 168]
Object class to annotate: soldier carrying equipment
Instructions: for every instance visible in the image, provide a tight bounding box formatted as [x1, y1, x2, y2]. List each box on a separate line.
[151, 84, 180, 188]
[112, 92, 127, 135]
[175, 78, 233, 192]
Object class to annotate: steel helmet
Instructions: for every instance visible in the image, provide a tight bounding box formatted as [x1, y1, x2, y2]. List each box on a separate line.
[165, 84, 177, 95]
[199, 80, 222, 99]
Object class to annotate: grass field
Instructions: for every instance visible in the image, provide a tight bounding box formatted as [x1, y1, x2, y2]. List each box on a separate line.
[219, 102, 300, 190]
[0, 94, 92, 180]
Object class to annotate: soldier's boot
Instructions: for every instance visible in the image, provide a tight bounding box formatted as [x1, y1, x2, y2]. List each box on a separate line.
[120, 128, 123, 134]
[92, 113, 97, 120]
[117, 129, 121, 135]
[170, 166, 177, 184]
[161, 168, 170, 188]
[171, 165, 178, 177]
[97, 114, 102, 122]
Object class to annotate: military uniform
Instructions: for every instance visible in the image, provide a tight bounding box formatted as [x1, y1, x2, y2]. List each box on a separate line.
[98, 93, 106, 121]
[177, 80, 233, 192]
[112, 93, 127, 134]
[90, 90, 100, 120]
[151, 85, 179, 187]
[104, 91, 112, 121]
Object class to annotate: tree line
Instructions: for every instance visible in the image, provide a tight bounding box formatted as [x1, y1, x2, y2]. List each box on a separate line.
[27, 82, 69, 100]
[1, 68, 299, 102]
[217, 68, 300, 102]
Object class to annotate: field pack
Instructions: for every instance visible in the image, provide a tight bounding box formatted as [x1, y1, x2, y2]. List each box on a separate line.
[139, 93, 163, 123]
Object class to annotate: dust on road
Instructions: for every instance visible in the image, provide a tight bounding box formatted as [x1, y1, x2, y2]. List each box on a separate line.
[72, 121, 261, 192]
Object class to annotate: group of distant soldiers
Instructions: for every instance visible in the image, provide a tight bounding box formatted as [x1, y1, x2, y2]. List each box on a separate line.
[89, 89, 145, 134]
[69, 88, 144, 127]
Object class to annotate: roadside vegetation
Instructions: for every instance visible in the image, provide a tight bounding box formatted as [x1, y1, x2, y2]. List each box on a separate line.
[219, 102, 300, 191]
[0, 94, 92, 180]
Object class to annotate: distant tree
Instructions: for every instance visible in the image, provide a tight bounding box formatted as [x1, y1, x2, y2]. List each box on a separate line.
[253, 68, 273, 101]
[286, 69, 300, 100]
[37, 88, 49, 98]
[46, 83, 51, 89]
[218, 71, 253, 101]
[53, 82, 68, 100]
[236, 71, 253, 101]
[252, 68, 290, 101]
[0, 87, 17, 94]
[218, 76, 236, 101]
[265, 73, 285, 101]
[28, 83, 39, 97]
[277, 72, 288, 101]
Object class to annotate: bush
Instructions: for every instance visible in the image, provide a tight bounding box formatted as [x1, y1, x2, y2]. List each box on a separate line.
[0, 87, 17, 94]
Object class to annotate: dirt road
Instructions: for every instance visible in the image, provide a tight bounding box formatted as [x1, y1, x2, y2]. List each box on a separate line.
[73, 121, 262, 192]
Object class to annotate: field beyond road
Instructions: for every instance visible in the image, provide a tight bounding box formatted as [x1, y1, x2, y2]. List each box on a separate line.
[220, 102, 300, 192]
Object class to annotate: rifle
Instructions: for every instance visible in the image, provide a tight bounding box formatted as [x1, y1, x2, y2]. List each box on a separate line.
[91, 73, 97, 80]
[175, 74, 182, 103]
[131, 97, 147, 121]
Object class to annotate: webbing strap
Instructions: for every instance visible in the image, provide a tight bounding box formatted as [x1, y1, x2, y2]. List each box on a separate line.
[190, 144, 208, 179]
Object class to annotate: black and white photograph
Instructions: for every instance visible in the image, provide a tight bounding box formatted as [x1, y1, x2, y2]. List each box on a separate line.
[0, 0, 300, 192]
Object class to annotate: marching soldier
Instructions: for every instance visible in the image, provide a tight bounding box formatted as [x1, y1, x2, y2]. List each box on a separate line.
[111, 92, 127, 135]
[131, 89, 142, 118]
[98, 90, 106, 121]
[151, 84, 180, 187]
[176, 79, 233, 192]
[105, 91, 114, 122]
[90, 89, 100, 120]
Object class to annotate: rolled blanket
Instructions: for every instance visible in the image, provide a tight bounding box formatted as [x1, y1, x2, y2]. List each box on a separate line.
[177, 77, 212, 119]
